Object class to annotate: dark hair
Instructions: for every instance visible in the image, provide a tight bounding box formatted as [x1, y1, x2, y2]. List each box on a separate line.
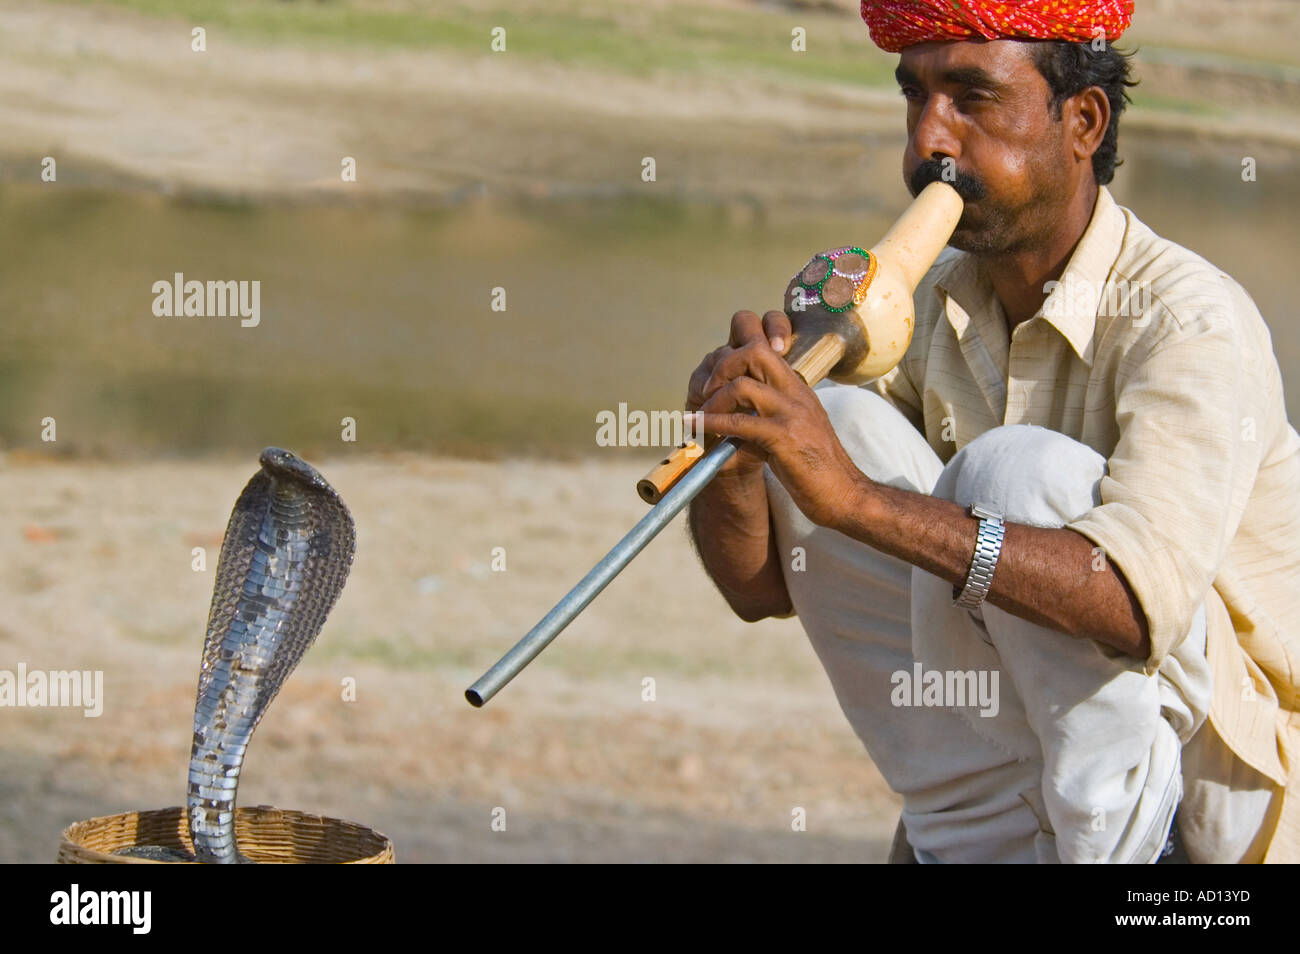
[1030, 41, 1138, 186]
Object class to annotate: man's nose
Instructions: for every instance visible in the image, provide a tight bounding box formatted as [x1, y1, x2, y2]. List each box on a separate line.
[909, 94, 962, 165]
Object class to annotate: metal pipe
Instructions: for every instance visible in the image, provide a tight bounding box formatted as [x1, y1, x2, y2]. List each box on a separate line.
[465, 436, 741, 707]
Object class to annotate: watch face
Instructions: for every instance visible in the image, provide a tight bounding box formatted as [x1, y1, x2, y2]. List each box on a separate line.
[970, 504, 1002, 522]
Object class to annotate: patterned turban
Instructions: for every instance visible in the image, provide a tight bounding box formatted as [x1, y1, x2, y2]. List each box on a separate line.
[860, 1, 1135, 53]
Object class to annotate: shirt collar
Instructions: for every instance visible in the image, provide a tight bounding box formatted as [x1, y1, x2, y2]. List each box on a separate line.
[933, 186, 1127, 369]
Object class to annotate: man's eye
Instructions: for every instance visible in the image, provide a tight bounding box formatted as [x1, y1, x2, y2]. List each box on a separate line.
[899, 87, 923, 101]
[962, 89, 994, 104]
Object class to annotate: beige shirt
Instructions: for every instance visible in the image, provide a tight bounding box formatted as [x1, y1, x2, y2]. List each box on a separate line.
[872, 185, 1300, 862]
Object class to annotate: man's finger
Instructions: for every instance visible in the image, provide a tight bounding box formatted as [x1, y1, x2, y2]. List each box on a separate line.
[762, 310, 793, 355]
[697, 373, 785, 419]
[684, 410, 777, 448]
[701, 338, 803, 403]
[686, 346, 727, 411]
[728, 310, 769, 349]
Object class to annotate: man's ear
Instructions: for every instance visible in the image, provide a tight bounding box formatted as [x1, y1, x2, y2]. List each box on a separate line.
[1065, 86, 1110, 165]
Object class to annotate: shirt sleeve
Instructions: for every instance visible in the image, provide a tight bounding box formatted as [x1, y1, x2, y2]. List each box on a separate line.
[1066, 305, 1261, 674]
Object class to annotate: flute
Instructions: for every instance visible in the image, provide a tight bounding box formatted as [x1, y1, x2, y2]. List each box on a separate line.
[466, 181, 964, 707]
[638, 181, 964, 503]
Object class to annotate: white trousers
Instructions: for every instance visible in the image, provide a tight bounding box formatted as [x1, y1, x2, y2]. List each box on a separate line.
[763, 382, 1273, 863]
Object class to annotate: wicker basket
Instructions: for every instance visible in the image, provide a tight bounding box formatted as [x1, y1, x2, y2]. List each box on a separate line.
[58, 805, 394, 864]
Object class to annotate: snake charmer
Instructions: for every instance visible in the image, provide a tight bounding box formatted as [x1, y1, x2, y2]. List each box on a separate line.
[685, 0, 1300, 863]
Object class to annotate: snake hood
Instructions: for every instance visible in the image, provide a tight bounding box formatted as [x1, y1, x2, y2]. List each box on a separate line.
[186, 447, 356, 863]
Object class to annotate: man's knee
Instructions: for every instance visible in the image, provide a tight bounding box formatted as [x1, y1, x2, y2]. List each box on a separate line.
[932, 424, 1106, 527]
[814, 383, 942, 494]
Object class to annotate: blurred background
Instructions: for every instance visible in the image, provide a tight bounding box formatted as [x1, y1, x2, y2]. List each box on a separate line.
[2, 0, 1298, 862]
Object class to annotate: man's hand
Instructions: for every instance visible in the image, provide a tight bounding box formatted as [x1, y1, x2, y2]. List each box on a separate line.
[686, 309, 792, 415]
[686, 310, 792, 477]
[682, 309, 805, 623]
[687, 309, 865, 530]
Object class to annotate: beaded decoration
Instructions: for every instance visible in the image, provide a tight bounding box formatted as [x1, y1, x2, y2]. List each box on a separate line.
[793, 246, 879, 313]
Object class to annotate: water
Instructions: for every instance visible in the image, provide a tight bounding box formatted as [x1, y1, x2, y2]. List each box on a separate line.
[2, 133, 1297, 459]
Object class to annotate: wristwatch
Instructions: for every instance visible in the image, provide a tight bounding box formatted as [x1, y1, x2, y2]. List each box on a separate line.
[953, 504, 1005, 610]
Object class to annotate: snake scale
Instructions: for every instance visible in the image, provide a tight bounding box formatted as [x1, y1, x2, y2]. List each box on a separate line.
[116, 448, 355, 863]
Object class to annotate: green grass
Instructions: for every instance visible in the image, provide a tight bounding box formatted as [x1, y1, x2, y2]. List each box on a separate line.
[61, 0, 1300, 122]
[61, 0, 897, 87]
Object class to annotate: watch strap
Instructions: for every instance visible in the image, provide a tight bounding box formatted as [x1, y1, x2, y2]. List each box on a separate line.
[954, 504, 1005, 610]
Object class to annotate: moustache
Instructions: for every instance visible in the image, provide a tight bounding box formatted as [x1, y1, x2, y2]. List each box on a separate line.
[910, 159, 987, 202]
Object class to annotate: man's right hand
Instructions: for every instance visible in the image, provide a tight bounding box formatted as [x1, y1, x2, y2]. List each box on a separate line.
[685, 309, 793, 477]
[684, 308, 795, 622]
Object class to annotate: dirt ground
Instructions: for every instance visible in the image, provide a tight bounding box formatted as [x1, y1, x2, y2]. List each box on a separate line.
[2, 0, 1297, 210]
[0, 452, 900, 863]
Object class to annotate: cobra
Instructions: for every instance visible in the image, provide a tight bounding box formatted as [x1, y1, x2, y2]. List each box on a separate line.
[186, 447, 355, 863]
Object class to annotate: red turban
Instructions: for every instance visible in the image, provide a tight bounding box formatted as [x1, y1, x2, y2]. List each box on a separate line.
[860, 1, 1134, 53]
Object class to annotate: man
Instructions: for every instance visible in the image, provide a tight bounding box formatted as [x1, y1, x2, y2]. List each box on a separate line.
[685, 0, 1299, 863]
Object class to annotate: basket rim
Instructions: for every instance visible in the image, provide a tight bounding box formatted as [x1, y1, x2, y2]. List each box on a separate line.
[58, 805, 394, 864]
